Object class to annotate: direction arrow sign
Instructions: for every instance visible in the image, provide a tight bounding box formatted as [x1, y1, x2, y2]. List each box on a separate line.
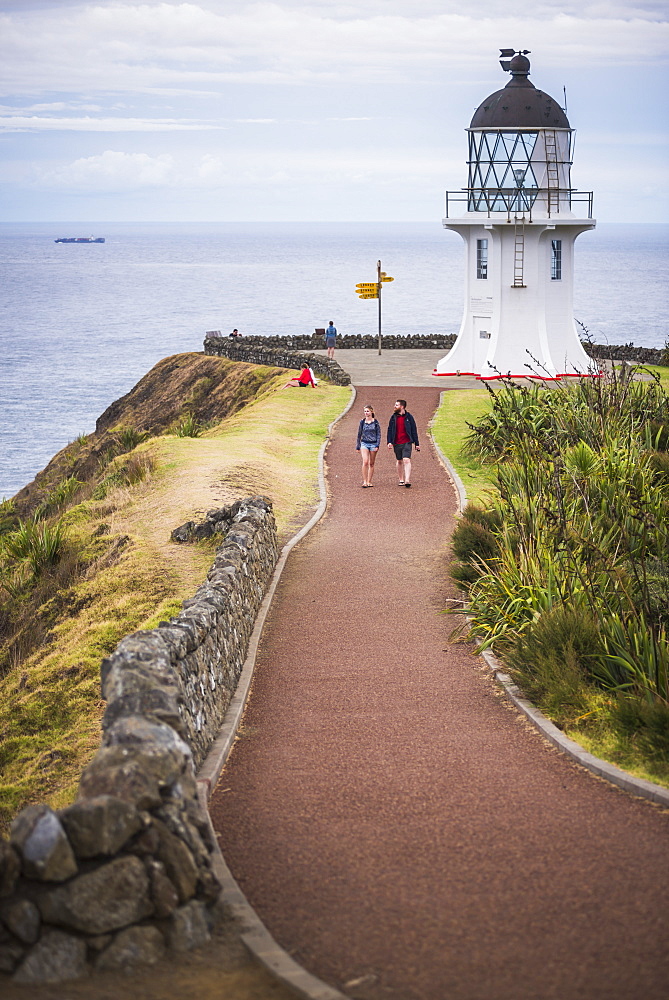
[380, 276, 394, 282]
[356, 283, 378, 289]
[358, 292, 379, 299]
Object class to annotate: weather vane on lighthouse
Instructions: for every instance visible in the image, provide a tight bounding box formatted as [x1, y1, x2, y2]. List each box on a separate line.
[433, 50, 597, 381]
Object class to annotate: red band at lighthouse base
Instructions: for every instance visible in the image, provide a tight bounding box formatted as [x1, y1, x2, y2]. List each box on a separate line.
[432, 370, 603, 381]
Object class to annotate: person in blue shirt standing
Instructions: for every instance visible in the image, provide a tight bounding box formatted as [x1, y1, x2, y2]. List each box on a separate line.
[325, 321, 337, 359]
[356, 404, 381, 487]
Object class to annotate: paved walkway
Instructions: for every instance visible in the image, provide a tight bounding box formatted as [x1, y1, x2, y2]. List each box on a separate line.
[210, 374, 669, 1000]
[311, 348, 478, 388]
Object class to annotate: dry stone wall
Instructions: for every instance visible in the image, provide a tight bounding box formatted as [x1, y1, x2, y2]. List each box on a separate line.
[207, 332, 457, 351]
[203, 335, 352, 385]
[0, 497, 279, 984]
[205, 332, 667, 369]
[583, 342, 667, 366]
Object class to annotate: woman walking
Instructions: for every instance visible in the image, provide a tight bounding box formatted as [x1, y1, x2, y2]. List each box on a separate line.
[356, 405, 381, 487]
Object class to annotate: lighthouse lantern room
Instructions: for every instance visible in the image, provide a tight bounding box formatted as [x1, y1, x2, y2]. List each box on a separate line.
[434, 50, 596, 380]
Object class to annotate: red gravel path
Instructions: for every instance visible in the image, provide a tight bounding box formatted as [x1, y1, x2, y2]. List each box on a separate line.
[210, 387, 669, 1000]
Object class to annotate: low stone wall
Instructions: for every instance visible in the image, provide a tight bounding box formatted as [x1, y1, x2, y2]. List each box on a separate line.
[205, 333, 667, 370]
[583, 342, 667, 366]
[203, 336, 351, 385]
[0, 497, 279, 984]
[206, 332, 456, 354]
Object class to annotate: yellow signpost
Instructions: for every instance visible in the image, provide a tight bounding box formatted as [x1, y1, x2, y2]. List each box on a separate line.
[355, 262, 394, 354]
[356, 283, 379, 298]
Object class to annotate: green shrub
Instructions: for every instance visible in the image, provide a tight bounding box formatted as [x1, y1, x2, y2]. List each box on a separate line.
[2, 520, 66, 576]
[648, 451, 669, 483]
[34, 475, 83, 520]
[455, 372, 669, 705]
[0, 500, 18, 536]
[451, 506, 501, 563]
[645, 420, 669, 452]
[450, 503, 502, 590]
[612, 696, 669, 761]
[504, 604, 601, 717]
[93, 453, 154, 499]
[115, 427, 150, 452]
[174, 413, 202, 438]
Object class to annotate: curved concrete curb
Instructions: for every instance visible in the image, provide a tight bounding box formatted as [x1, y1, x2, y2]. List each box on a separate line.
[197, 782, 348, 1000]
[197, 387, 357, 1000]
[427, 391, 467, 513]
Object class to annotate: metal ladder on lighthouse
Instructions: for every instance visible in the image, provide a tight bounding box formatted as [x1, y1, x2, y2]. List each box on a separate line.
[513, 220, 526, 287]
[544, 130, 560, 216]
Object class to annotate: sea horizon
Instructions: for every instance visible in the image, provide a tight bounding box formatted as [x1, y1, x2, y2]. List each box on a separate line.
[1, 220, 667, 499]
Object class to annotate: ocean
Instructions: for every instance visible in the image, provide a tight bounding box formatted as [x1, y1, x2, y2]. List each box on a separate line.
[1, 221, 667, 500]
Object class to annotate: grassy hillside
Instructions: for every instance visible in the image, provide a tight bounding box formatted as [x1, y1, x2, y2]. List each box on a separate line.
[0, 354, 350, 834]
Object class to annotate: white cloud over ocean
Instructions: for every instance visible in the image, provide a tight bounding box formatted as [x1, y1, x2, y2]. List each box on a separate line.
[39, 150, 179, 190]
[36, 147, 459, 191]
[0, 115, 224, 132]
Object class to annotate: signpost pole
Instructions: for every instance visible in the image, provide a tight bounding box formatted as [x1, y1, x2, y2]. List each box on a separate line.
[377, 259, 382, 356]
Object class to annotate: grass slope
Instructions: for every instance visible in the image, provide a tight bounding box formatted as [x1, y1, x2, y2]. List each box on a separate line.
[430, 385, 496, 503]
[0, 358, 350, 834]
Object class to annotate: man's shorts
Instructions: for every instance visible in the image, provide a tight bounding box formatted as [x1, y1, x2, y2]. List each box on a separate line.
[393, 443, 412, 460]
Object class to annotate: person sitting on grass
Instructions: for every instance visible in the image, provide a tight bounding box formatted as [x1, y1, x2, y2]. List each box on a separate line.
[284, 366, 316, 388]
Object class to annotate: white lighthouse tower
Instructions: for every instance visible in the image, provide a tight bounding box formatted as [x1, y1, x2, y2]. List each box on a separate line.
[434, 50, 596, 381]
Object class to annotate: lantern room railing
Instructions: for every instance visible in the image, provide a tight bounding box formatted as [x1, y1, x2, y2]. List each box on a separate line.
[444, 188, 594, 221]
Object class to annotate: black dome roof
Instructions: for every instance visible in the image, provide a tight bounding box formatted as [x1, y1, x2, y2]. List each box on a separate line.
[470, 55, 570, 130]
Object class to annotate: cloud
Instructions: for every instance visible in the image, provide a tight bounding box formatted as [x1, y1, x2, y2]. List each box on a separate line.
[0, 114, 223, 132]
[40, 150, 179, 190]
[34, 146, 455, 193]
[0, 101, 104, 113]
[0, 2, 666, 100]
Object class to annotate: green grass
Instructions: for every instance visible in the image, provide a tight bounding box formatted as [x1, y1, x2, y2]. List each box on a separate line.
[642, 364, 669, 392]
[430, 385, 497, 503]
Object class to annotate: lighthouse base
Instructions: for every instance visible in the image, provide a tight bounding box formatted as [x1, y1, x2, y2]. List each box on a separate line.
[436, 215, 598, 383]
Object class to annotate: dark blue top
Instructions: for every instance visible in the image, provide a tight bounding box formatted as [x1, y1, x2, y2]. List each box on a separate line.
[356, 418, 381, 449]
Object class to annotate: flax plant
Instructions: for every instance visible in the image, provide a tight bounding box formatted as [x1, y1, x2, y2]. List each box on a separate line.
[456, 368, 669, 707]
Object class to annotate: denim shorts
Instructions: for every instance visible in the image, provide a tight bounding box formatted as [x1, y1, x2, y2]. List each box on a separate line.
[360, 442, 378, 451]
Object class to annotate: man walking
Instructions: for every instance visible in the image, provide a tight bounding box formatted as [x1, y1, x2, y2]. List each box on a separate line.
[325, 321, 337, 359]
[387, 398, 420, 488]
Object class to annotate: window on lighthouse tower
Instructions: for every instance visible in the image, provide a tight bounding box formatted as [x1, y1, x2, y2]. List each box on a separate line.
[551, 239, 562, 280]
[476, 239, 488, 279]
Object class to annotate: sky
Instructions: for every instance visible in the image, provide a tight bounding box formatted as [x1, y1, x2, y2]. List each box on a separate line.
[0, 0, 667, 222]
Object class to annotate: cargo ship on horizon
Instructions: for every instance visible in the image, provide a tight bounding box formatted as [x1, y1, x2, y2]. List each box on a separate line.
[54, 236, 105, 243]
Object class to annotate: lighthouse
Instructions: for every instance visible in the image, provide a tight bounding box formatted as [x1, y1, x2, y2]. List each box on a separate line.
[434, 50, 596, 381]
